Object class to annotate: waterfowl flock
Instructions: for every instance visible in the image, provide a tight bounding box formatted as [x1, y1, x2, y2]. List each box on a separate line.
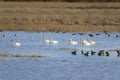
[71, 49, 120, 57]
[0, 31, 120, 58]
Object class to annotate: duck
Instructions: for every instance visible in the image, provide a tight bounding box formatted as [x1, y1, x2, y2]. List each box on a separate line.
[71, 50, 77, 55]
[116, 50, 120, 57]
[98, 50, 105, 56]
[91, 50, 96, 55]
[88, 34, 94, 37]
[105, 51, 110, 56]
[81, 50, 89, 56]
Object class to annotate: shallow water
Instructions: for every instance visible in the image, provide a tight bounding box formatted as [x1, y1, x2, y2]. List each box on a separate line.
[0, 31, 120, 80]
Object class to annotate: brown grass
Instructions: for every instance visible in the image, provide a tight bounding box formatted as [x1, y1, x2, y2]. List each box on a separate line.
[0, 2, 120, 9]
[0, 2, 120, 32]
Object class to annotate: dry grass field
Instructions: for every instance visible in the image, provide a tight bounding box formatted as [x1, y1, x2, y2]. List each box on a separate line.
[0, 2, 120, 32]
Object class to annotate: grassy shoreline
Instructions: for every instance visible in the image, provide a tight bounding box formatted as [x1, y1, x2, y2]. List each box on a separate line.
[0, 24, 120, 32]
[0, 2, 120, 32]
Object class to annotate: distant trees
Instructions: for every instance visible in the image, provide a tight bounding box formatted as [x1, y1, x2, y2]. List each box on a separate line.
[0, 0, 119, 2]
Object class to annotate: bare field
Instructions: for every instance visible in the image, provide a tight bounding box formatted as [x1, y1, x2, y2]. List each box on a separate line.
[0, 2, 120, 32]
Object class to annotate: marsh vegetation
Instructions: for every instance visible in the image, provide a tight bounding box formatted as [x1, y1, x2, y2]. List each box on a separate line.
[0, 2, 120, 32]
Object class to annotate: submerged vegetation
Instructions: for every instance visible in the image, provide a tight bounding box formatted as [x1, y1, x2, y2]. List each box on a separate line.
[0, 52, 47, 61]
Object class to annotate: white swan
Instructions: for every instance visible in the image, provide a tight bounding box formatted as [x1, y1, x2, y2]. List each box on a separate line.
[81, 39, 91, 46]
[69, 39, 78, 45]
[43, 36, 50, 43]
[87, 38, 96, 45]
[90, 41, 96, 45]
[81, 39, 96, 46]
[12, 40, 21, 47]
[43, 36, 58, 44]
[50, 36, 58, 44]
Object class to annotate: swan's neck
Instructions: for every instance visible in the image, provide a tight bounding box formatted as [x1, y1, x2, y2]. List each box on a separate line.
[43, 36, 45, 40]
[50, 36, 52, 41]
[70, 39, 72, 42]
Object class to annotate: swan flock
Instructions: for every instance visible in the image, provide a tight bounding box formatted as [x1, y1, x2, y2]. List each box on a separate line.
[10, 35, 96, 47]
[43, 36, 96, 46]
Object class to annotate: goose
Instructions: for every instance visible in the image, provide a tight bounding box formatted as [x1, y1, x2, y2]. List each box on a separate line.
[69, 39, 77, 45]
[50, 36, 58, 44]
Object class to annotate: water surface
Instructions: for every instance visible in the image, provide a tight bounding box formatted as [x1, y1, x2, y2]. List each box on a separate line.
[0, 31, 120, 80]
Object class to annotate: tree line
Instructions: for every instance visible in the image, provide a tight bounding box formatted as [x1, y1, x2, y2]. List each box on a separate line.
[0, 0, 119, 2]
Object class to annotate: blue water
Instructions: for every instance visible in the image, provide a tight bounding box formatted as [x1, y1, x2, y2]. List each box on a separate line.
[0, 31, 120, 80]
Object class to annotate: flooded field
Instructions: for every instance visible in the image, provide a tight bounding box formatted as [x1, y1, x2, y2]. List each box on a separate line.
[0, 31, 120, 80]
